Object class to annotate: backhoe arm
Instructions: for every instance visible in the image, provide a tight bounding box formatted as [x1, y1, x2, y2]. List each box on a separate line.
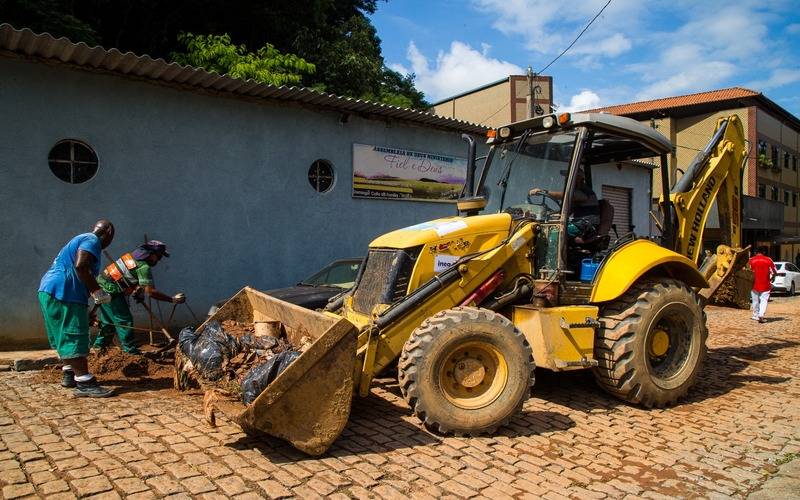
[665, 115, 749, 302]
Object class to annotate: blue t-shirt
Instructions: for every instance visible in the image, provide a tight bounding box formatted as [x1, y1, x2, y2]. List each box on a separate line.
[39, 233, 102, 304]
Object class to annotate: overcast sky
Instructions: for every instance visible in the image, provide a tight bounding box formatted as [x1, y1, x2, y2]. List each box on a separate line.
[370, 0, 800, 117]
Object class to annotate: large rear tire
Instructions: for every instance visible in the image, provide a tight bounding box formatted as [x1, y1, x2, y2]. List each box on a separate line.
[593, 278, 707, 408]
[398, 307, 534, 435]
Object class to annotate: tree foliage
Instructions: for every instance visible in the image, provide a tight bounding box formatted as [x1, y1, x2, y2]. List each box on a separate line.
[294, 13, 382, 99]
[0, 0, 96, 44]
[0, 0, 429, 109]
[367, 68, 427, 109]
[172, 33, 314, 86]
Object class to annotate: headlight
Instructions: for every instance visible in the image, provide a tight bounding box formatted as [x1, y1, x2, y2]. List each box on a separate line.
[542, 116, 555, 128]
[498, 127, 512, 138]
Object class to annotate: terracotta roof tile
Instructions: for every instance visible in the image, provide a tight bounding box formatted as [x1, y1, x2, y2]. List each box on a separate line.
[585, 87, 761, 115]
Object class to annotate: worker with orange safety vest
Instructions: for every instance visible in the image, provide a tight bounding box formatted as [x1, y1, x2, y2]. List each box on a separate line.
[93, 240, 185, 354]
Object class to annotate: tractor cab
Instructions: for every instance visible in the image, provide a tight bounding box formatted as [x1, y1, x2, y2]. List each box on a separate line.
[462, 112, 673, 297]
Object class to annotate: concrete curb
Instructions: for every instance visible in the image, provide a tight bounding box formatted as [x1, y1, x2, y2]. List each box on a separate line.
[0, 350, 60, 371]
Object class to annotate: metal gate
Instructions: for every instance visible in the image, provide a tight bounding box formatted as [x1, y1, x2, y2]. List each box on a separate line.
[601, 185, 632, 234]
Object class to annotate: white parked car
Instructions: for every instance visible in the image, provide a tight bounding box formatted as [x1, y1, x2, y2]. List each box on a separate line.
[771, 262, 800, 295]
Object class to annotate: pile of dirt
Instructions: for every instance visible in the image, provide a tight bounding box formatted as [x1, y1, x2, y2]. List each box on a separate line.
[34, 347, 175, 388]
[219, 319, 254, 337]
[710, 268, 754, 309]
[89, 348, 174, 379]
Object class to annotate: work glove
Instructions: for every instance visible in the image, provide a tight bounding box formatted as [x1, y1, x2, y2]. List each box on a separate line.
[172, 293, 186, 304]
[91, 289, 112, 305]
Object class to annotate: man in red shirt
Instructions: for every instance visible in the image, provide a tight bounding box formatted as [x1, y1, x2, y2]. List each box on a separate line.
[749, 247, 777, 323]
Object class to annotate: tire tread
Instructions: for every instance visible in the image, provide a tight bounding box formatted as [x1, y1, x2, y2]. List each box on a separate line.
[398, 306, 534, 435]
[593, 278, 708, 408]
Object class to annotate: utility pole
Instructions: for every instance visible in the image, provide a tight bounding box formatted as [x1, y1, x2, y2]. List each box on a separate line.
[526, 66, 534, 119]
[526, 66, 544, 118]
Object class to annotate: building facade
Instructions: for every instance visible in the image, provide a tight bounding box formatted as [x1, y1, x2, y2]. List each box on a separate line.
[588, 88, 800, 261]
[0, 24, 487, 349]
[431, 74, 554, 129]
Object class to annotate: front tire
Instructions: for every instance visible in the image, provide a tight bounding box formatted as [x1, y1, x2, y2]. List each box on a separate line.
[398, 307, 534, 435]
[593, 278, 707, 408]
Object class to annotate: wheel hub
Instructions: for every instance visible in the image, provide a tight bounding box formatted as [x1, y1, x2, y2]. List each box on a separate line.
[438, 341, 508, 410]
[649, 328, 670, 357]
[453, 358, 486, 388]
[645, 301, 696, 388]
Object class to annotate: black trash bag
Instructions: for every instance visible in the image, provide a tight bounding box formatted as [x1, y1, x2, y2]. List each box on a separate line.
[241, 350, 301, 404]
[178, 321, 241, 381]
[239, 334, 278, 351]
[204, 321, 241, 357]
[178, 326, 198, 355]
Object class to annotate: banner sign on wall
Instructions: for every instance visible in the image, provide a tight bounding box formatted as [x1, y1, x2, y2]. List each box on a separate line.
[352, 143, 467, 202]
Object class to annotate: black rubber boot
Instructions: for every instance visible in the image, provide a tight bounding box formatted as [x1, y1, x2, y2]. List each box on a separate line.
[73, 377, 115, 398]
[61, 369, 76, 388]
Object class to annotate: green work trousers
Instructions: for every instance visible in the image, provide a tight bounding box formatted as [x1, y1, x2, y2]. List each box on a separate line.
[38, 292, 89, 359]
[93, 293, 140, 354]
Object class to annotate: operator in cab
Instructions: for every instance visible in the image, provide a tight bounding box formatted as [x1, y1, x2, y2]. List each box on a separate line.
[92, 240, 185, 354]
[528, 167, 600, 243]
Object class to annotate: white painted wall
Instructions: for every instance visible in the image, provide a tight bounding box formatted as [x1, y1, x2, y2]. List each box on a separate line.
[0, 56, 474, 348]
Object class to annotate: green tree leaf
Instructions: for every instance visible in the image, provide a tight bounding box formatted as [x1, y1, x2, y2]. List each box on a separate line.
[0, 0, 429, 108]
[171, 33, 314, 86]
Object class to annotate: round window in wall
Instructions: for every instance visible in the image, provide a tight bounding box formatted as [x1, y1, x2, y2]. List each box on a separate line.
[48, 139, 98, 184]
[308, 159, 334, 193]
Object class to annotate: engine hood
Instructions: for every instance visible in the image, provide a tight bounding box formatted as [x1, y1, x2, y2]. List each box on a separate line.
[369, 213, 513, 249]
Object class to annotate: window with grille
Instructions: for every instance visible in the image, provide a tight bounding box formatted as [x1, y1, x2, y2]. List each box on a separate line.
[47, 140, 98, 184]
[308, 159, 334, 193]
[772, 145, 779, 164]
[784, 190, 790, 205]
[771, 186, 779, 200]
[785, 152, 790, 169]
[758, 183, 766, 198]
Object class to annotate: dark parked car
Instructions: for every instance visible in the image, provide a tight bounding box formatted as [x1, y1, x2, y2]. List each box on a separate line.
[208, 258, 362, 315]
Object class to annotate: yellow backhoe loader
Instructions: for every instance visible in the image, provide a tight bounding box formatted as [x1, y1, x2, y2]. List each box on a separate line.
[179, 113, 748, 455]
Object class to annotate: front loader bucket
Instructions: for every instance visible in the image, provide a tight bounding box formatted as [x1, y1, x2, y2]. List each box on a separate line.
[175, 287, 357, 455]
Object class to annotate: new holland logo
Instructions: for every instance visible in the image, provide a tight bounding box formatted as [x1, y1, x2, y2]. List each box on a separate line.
[686, 176, 717, 259]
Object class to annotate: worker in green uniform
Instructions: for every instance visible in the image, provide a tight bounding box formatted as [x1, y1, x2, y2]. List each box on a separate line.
[38, 219, 116, 397]
[93, 240, 185, 354]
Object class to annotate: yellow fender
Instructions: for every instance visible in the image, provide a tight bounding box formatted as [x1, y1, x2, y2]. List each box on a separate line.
[589, 240, 708, 303]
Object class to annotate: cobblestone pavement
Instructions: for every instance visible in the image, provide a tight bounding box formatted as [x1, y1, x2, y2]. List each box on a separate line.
[1, 296, 799, 499]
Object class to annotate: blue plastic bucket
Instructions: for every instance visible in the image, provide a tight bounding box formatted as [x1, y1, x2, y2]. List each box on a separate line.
[580, 259, 600, 282]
